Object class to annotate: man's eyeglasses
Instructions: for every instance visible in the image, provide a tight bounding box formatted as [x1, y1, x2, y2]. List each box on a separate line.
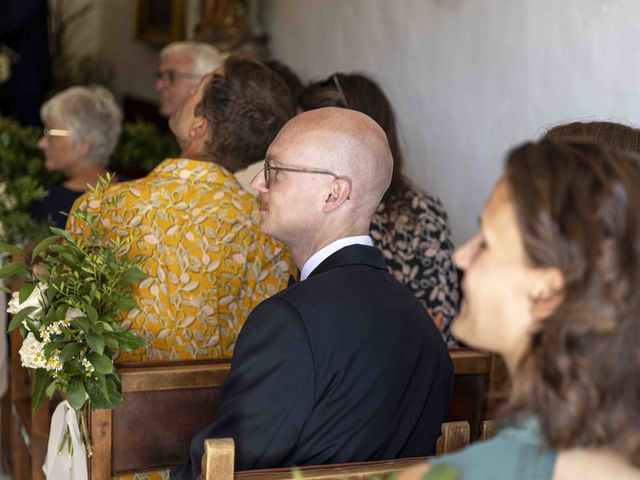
[263, 159, 340, 189]
[155, 70, 202, 85]
[42, 128, 71, 139]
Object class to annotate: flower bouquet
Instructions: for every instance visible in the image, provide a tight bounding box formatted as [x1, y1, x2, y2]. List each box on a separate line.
[1, 175, 147, 463]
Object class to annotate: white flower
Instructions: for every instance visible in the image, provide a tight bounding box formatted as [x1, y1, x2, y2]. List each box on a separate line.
[19, 332, 46, 369]
[81, 356, 94, 374]
[0, 182, 16, 209]
[7, 283, 48, 319]
[45, 350, 63, 372]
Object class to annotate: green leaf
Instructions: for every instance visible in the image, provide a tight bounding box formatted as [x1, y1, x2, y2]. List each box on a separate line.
[122, 267, 148, 284]
[7, 306, 37, 332]
[422, 464, 461, 480]
[59, 343, 82, 363]
[46, 284, 58, 303]
[116, 295, 138, 311]
[87, 375, 122, 410]
[64, 358, 83, 375]
[71, 317, 90, 332]
[59, 252, 78, 267]
[0, 261, 28, 279]
[18, 283, 35, 303]
[114, 331, 145, 351]
[45, 380, 59, 399]
[85, 305, 98, 323]
[25, 317, 40, 336]
[103, 334, 118, 349]
[31, 235, 58, 260]
[97, 320, 114, 332]
[54, 304, 68, 321]
[0, 242, 24, 255]
[85, 331, 105, 355]
[43, 341, 65, 357]
[67, 378, 87, 411]
[49, 227, 73, 242]
[31, 369, 52, 415]
[87, 352, 113, 374]
[105, 377, 122, 407]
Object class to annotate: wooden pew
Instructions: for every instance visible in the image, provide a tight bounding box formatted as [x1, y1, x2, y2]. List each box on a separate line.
[201, 422, 472, 480]
[10, 349, 503, 479]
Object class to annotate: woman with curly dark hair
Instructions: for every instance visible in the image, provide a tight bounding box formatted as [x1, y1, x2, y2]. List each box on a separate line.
[400, 138, 640, 479]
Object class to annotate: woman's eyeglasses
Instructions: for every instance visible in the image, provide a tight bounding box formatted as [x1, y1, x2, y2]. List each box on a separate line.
[42, 128, 71, 139]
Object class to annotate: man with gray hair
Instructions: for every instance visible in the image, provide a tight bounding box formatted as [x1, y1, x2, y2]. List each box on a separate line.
[155, 41, 223, 118]
[172, 107, 453, 479]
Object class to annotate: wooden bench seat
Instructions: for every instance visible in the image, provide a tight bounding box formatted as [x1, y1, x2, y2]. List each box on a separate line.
[9, 348, 506, 480]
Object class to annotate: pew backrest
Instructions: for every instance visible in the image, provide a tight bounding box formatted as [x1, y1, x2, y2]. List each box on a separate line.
[202, 422, 471, 480]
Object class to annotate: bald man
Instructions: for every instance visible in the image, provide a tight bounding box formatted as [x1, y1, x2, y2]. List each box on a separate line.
[171, 108, 453, 480]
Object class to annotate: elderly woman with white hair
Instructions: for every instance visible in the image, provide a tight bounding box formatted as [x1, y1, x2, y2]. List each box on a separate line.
[30, 85, 122, 228]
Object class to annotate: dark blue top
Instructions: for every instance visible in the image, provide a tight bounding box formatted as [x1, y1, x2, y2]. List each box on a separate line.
[428, 418, 557, 480]
[29, 185, 84, 229]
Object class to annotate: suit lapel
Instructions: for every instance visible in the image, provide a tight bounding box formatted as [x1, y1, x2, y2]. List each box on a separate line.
[308, 244, 388, 279]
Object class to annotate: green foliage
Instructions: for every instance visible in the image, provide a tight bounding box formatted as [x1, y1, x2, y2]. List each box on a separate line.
[109, 120, 178, 175]
[0, 117, 63, 243]
[0, 117, 63, 187]
[3, 174, 148, 412]
[422, 464, 461, 480]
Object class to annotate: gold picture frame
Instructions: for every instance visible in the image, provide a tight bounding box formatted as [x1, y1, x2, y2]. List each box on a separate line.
[135, 0, 185, 46]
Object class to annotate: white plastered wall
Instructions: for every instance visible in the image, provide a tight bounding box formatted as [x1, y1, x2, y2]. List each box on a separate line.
[263, 0, 640, 244]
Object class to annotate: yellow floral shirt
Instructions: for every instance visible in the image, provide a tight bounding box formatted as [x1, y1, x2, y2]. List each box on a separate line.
[67, 158, 294, 362]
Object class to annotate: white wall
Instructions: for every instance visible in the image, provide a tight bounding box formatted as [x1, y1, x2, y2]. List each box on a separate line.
[263, 0, 640, 244]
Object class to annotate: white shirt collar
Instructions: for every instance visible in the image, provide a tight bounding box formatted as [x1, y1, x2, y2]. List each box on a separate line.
[300, 235, 374, 281]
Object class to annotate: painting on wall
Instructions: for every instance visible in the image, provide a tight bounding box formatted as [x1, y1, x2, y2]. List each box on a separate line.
[136, 0, 184, 45]
[195, 0, 267, 54]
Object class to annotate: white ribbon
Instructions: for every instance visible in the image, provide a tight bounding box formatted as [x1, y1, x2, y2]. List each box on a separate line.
[0, 277, 8, 398]
[42, 400, 88, 480]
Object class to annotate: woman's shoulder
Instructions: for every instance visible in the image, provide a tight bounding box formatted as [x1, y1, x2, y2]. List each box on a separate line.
[428, 419, 557, 480]
[375, 186, 450, 228]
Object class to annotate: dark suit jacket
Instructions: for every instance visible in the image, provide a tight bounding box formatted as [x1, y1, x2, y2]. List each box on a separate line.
[171, 244, 454, 480]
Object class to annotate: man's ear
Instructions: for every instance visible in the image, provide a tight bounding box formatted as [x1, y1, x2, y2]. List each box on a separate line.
[322, 179, 351, 212]
[189, 117, 209, 141]
[529, 267, 565, 320]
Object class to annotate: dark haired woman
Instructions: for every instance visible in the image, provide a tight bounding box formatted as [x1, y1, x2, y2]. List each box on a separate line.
[399, 139, 640, 479]
[545, 120, 640, 152]
[299, 73, 459, 343]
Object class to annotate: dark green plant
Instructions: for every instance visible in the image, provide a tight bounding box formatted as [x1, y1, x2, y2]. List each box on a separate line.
[0, 117, 64, 243]
[109, 120, 179, 175]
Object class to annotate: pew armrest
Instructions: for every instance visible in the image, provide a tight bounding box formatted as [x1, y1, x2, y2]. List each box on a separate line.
[435, 421, 470, 456]
[202, 438, 235, 480]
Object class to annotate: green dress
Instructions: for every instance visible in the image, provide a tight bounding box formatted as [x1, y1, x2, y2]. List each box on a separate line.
[425, 418, 557, 480]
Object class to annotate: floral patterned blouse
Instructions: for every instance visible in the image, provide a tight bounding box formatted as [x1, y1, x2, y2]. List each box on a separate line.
[370, 187, 459, 345]
[67, 158, 295, 362]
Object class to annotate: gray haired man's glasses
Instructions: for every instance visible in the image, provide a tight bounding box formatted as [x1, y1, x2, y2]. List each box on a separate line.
[155, 70, 202, 85]
[263, 159, 340, 189]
